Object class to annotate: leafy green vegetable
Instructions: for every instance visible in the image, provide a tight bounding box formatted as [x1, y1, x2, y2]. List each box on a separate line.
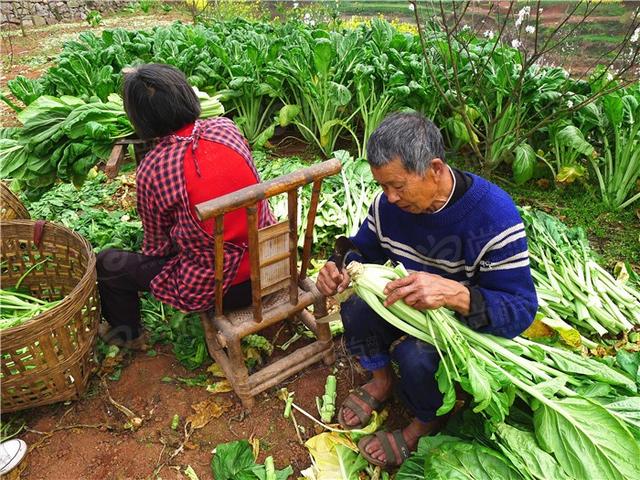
[615, 350, 640, 386]
[1, 94, 131, 190]
[348, 261, 640, 480]
[1, 91, 222, 193]
[520, 206, 640, 338]
[397, 435, 520, 480]
[598, 396, 640, 439]
[533, 396, 639, 480]
[6, 75, 44, 107]
[171, 414, 180, 430]
[316, 374, 337, 423]
[24, 172, 142, 252]
[302, 432, 367, 480]
[211, 440, 256, 480]
[512, 143, 536, 185]
[589, 86, 640, 210]
[494, 423, 571, 480]
[0, 290, 61, 330]
[211, 440, 292, 480]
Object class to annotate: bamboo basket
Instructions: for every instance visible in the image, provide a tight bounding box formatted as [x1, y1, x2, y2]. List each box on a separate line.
[1, 182, 30, 220]
[1, 220, 99, 412]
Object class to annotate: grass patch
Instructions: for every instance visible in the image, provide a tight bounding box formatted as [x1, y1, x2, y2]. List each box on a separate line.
[573, 1, 628, 18]
[338, 0, 437, 16]
[337, 0, 628, 18]
[507, 183, 639, 269]
[572, 33, 626, 44]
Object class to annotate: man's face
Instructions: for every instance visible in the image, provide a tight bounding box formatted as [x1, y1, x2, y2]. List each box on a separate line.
[371, 157, 445, 214]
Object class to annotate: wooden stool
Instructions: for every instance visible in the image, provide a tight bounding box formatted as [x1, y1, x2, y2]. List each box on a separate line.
[196, 159, 341, 409]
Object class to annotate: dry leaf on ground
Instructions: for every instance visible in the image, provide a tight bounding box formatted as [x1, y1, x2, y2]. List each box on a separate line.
[186, 397, 232, 430]
[206, 380, 233, 394]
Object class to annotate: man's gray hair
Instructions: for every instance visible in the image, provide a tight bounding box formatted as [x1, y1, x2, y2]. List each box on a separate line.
[366, 112, 446, 175]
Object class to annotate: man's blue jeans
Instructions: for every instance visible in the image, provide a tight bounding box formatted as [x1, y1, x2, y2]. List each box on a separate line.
[341, 295, 444, 423]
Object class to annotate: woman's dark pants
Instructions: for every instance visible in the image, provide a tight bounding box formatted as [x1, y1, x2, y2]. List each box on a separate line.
[341, 295, 443, 423]
[96, 248, 251, 342]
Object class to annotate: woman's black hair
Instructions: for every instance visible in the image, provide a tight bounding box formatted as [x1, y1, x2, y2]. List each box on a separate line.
[122, 63, 201, 140]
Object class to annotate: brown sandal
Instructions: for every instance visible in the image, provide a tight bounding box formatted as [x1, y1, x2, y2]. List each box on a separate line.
[337, 386, 384, 430]
[357, 430, 411, 468]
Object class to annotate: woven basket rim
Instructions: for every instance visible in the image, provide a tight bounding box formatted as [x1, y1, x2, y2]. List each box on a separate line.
[0, 182, 30, 219]
[0, 219, 96, 335]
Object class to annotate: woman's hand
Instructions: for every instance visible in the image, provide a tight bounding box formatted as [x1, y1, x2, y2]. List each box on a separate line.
[383, 272, 470, 315]
[316, 261, 351, 297]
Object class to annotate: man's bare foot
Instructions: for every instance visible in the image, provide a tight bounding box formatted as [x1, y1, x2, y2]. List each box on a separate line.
[362, 417, 446, 464]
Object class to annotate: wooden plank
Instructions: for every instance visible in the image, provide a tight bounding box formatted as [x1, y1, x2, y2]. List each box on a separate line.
[300, 180, 322, 280]
[196, 158, 341, 220]
[258, 221, 289, 243]
[229, 289, 317, 337]
[246, 206, 263, 322]
[258, 222, 289, 266]
[258, 220, 289, 296]
[214, 214, 224, 316]
[259, 251, 290, 268]
[259, 261, 289, 293]
[247, 341, 332, 394]
[260, 277, 291, 297]
[105, 144, 124, 179]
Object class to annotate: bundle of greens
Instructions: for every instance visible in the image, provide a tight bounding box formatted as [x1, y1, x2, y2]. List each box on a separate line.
[347, 261, 640, 480]
[0, 258, 61, 330]
[0, 94, 133, 194]
[0, 291, 61, 330]
[520, 207, 640, 338]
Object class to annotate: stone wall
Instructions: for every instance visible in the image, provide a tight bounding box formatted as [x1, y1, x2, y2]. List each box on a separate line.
[1, 0, 133, 28]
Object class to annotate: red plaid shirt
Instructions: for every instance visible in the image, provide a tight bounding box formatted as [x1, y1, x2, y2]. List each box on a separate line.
[136, 117, 275, 312]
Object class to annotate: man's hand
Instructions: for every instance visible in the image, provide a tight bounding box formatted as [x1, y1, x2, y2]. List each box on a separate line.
[383, 272, 470, 316]
[316, 261, 351, 297]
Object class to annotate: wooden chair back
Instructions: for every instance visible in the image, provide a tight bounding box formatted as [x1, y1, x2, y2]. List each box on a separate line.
[195, 159, 341, 321]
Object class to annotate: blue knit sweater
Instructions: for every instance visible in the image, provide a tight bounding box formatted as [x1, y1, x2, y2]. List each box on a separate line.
[349, 173, 537, 338]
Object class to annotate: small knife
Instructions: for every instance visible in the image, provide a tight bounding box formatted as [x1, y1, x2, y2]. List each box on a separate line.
[332, 236, 360, 272]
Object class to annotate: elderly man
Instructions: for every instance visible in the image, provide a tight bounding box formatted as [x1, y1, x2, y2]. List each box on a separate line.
[316, 113, 537, 467]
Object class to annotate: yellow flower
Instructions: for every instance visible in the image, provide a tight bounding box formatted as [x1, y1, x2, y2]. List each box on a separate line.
[185, 0, 208, 10]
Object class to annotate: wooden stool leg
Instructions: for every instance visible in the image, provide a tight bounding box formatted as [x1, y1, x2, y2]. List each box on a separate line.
[200, 313, 223, 355]
[227, 334, 254, 409]
[314, 298, 336, 366]
[320, 328, 336, 365]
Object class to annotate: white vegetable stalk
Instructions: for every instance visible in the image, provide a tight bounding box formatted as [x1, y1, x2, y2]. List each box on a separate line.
[345, 261, 637, 401]
[345, 260, 639, 480]
[521, 207, 640, 338]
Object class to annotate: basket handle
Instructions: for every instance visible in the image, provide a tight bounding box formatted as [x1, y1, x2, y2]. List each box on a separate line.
[33, 220, 47, 248]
